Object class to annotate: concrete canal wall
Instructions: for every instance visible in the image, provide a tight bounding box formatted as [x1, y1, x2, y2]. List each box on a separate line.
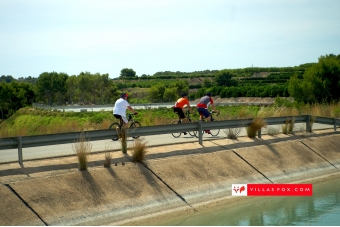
[1, 130, 340, 226]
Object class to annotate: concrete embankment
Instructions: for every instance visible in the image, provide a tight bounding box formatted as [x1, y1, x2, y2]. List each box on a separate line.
[1, 130, 340, 226]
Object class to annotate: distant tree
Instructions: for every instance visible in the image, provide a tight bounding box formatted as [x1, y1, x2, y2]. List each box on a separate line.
[78, 72, 92, 104]
[0, 82, 35, 119]
[202, 78, 213, 88]
[215, 71, 238, 87]
[149, 83, 166, 102]
[66, 75, 78, 104]
[36, 72, 68, 105]
[163, 87, 177, 102]
[288, 54, 340, 103]
[120, 68, 136, 79]
[0, 75, 15, 83]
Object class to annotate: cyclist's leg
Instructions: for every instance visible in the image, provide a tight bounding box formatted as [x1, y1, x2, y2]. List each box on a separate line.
[174, 107, 185, 121]
[120, 115, 129, 128]
[111, 114, 123, 140]
[197, 108, 211, 134]
[178, 109, 187, 134]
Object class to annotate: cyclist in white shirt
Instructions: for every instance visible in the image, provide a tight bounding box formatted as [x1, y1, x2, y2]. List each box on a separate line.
[113, 93, 138, 127]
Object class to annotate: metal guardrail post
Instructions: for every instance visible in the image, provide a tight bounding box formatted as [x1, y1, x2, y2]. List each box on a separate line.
[334, 118, 337, 131]
[198, 121, 203, 145]
[258, 129, 262, 138]
[18, 136, 23, 165]
[306, 115, 311, 132]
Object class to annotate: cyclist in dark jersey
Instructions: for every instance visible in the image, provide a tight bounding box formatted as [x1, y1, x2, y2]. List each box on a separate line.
[196, 92, 219, 134]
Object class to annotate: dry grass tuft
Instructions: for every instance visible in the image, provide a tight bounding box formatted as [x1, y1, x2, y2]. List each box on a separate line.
[265, 126, 280, 136]
[103, 141, 113, 168]
[72, 132, 92, 171]
[282, 118, 295, 134]
[309, 116, 316, 132]
[238, 107, 256, 119]
[101, 119, 113, 129]
[246, 118, 267, 138]
[104, 152, 112, 168]
[224, 128, 242, 139]
[131, 139, 148, 163]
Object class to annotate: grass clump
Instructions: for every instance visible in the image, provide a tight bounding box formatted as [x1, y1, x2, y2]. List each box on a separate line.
[265, 126, 280, 136]
[72, 132, 92, 171]
[224, 128, 242, 139]
[282, 118, 295, 134]
[131, 139, 148, 163]
[103, 141, 113, 168]
[246, 118, 267, 138]
[104, 152, 112, 168]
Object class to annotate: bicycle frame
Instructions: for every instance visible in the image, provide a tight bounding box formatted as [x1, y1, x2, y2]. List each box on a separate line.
[109, 113, 141, 140]
[200, 110, 219, 122]
[174, 110, 192, 122]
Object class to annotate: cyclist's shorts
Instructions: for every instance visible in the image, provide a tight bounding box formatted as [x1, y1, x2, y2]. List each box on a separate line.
[173, 107, 185, 119]
[197, 107, 210, 118]
[114, 114, 128, 123]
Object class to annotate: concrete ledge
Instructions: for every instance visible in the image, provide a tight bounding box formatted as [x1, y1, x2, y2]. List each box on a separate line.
[7, 163, 186, 226]
[0, 184, 45, 226]
[1, 131, 340, 225]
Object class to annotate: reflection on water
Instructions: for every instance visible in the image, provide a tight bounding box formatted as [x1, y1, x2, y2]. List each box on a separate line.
[153, 177, 340, 226]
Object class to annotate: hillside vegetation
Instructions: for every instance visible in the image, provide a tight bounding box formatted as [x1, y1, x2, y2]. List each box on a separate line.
[1, 54, 339, 121]
[1, 100, 339, 138]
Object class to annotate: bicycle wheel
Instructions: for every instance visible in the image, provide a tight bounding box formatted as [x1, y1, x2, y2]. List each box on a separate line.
[109, 122, 120, 141]
[210, 119, 220, 137]
[129, 121, 141, 139]
[187, 118, 197, 137]
[171, 120, 182, 138]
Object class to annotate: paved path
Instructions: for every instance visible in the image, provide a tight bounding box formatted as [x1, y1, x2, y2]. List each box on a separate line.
[0, 123, 335, 163]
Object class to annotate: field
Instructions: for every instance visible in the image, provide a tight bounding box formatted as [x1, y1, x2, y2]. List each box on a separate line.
[1, 100, 340, 138]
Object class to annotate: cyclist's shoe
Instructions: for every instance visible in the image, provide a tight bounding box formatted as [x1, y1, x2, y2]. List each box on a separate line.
[112, 137, 119, 141]
[205, 130, 211, 134]
[183, 132, 187, 135]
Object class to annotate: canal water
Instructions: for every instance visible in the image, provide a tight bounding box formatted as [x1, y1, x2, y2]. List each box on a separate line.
[152, 176, 340, 226]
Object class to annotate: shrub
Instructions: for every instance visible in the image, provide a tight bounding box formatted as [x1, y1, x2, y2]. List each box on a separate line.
[131, 139, 148, 163]
[246, 118, 267, 138]
[282, 118, 295, 134]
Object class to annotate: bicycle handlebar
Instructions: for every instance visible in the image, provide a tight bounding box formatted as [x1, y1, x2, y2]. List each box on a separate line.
[211, 110, 220, 116]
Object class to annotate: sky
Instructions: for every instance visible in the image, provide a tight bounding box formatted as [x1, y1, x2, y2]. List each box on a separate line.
[1, 0, 340, 79]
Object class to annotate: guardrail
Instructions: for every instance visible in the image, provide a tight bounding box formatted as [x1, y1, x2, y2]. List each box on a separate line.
[0, 115, 339, 165]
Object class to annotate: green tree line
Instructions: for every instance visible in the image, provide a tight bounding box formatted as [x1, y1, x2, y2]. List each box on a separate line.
[1, 54, 339, 119]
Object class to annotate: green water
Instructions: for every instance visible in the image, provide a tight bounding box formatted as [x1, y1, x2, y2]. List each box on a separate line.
[153, 176, 340, 226]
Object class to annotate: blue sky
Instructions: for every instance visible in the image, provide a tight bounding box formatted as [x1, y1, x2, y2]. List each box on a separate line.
[1, 0, 340, 79]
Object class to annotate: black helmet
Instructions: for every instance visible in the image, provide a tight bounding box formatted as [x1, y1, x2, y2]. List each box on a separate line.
[206, 92, 212, 97]
[120, 93, 128, 98]
[181, 92, 188, 97]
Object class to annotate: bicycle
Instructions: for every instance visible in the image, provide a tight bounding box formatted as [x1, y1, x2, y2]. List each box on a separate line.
[171, 110, 197, 138]
[109, 113, 141, 141]
[194, 110, 220, 137]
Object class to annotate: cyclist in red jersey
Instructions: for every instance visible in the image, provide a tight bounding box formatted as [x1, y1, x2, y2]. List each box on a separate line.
[173, 93, 192, 123]
[196, 92, 219, 134]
